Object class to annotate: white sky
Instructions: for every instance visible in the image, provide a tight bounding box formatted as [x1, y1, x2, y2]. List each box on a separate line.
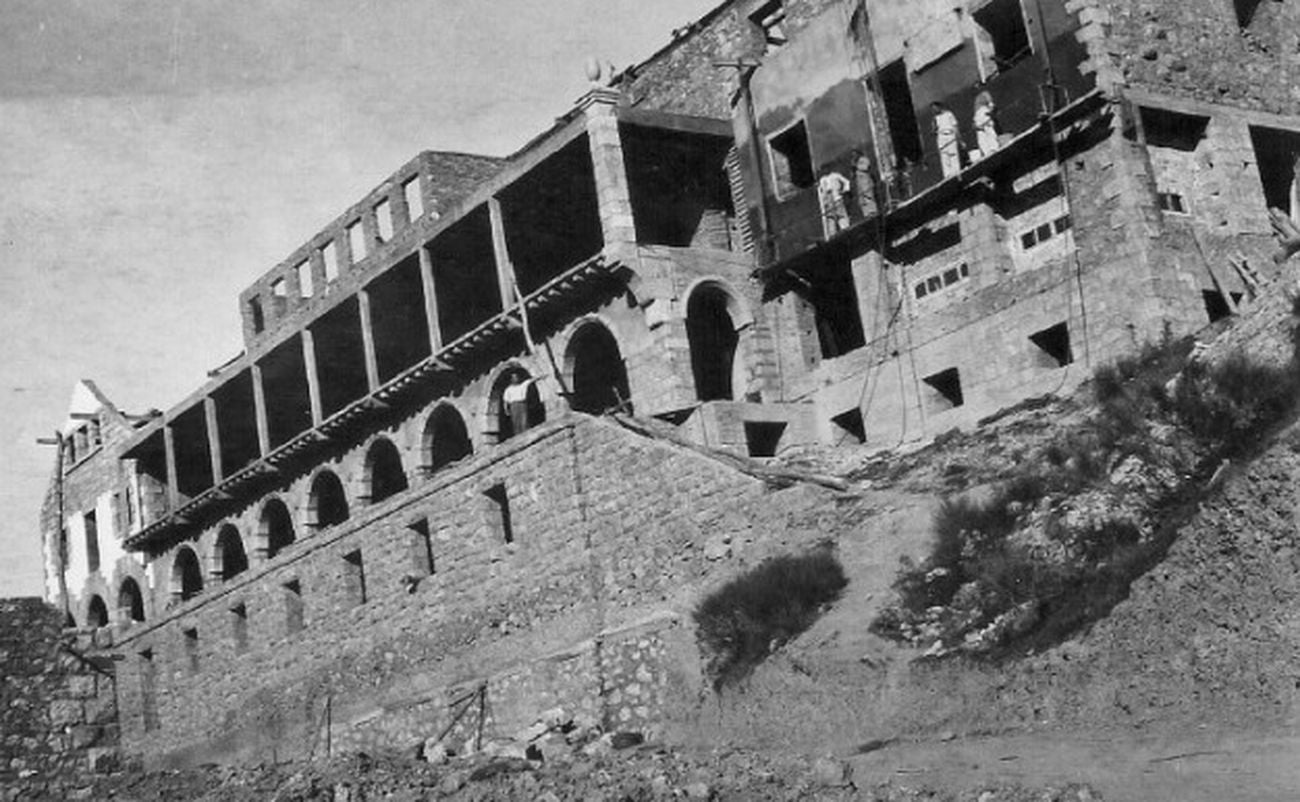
[0, 0, 722, 597]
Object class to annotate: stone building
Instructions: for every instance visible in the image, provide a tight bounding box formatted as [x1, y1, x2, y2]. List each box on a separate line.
[37, 0, 1300, 769]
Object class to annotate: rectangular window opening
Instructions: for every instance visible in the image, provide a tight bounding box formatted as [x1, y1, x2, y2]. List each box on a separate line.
[1247, 125, 1300, 216]
[1029, 322, 1073, 368]
[375, 198, 394, 242]
[296, 261, 313, 298]
[403, 177, 425, 222]
[182, 627, 199, 675]
[407, 518, 434, 579]
[283, 579, 304, 634]
[345, 218, 366, 262]
[1140, 106, 1209, 152]
[923, 367, 964, 411]
[84, 510, 100, 573]
[248, 297, 265, 334]
[271, 277, 288, 298]
[830, 408, 866, 445]
[972, 0, 1033, 73]
[230, 603, 249, 653]
[139, 648, 159, 731]
[483, 483, 514, 544]
[343, 549, 367, 606]
[322, 241, 341, 283]
[878, 59, 924, 168]
[744, 421, 787, 458]
[768, 121, 815, 198]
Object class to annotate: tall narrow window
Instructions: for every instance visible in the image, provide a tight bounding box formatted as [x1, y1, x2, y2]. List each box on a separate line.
[283, 580, 304, 634]
[768, 121, 814, 198]
[343, 550, 367, 606]
[182, 627, 200, 674]
[249, 297, 265, 334]
[296, 261, 314, 298]
[403, 177, 425, 221]
[347, 220, 367, 263]
[84, 510, 100, 573]
[483, 483, 514, 544]
[972, 0, 1032, 73]
[139, 648, 159, 731]
[375, 199, 394, 242]
[322, 241, 341, 283]
[407, 518, 434, 579]
[230, 603, 249, 653]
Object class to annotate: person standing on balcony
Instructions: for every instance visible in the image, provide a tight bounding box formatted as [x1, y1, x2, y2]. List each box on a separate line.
[973, 90, 1000, 160]
[818, 167, 852, 237]
[853, 152, 878, 221]
[932, 102, 961, 178]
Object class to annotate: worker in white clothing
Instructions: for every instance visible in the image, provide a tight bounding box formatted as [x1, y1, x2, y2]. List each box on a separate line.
[932, 102, 962, 178]
[502, 373, 533, 437]
[818, 167, 852, 237]
[974, 90, 999, 160]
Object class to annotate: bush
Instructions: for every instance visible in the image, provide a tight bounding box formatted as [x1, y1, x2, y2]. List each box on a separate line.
[1170, 353, 1300, 456]
[694, 549, 847, 689]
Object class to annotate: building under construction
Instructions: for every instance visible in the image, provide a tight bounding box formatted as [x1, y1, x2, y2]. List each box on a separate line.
[36, 0, 1300, 769]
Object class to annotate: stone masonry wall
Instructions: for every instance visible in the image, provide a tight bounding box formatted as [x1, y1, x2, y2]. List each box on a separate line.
[0, 598, 118, 802]
[110, 414, 831, 768]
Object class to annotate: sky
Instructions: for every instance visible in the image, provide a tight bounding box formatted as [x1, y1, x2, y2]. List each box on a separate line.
[0, 0, 721, 597]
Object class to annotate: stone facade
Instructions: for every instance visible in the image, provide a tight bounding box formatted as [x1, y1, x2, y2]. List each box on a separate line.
[0, 599, 118, 801]
[27, 0, 1300, 771]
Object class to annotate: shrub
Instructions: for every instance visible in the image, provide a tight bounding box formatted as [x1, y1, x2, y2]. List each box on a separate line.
[694, 549, 847, 689]
[1170, 353, 1300, 456]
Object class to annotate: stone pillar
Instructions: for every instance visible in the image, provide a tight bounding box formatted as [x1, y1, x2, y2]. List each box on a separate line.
[488, 197, 518, 310]
[358, 289, 381, 392]
[579, 87, 638, 252]
[162, 423, 179, 511]
[851, 249, 888, 343]
[301, 329, 324, 426]
[418, 245, 444, 352]
[203, 397, 223, 484]
[251, 363, 271, 457]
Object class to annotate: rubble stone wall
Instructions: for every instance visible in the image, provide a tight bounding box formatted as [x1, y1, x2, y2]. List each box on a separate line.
[0, 598, 118, 802]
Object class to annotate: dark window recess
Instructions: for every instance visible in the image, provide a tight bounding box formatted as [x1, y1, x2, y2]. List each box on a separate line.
[1054, 215, 1072, 234]
[1234, 0, 1264, 29]
[86, 596, 108, 628]
[1140, 107, 1209, 151]
[1157, 192, 1187, 214]
[182, 628, 199, 674]
[744, 421, 787, 458]
[769, 122, 814, 197]
[84, 510, 100, 573]
[230, 604, 249, 653]
[973, 0, 1033, 72]
[343, 550, 367, 606]
[484, 483, 514, 544]
[796, 260, 866, 359]
[1029, 322, 1073, 367]
[915, 263, 969, 300]
[1248, 126, 1300, 216]
[407, 518, 434, 579]
[1202, 290, 1242, 323]
[139, 649, 159, 731]
[923, 367, 964, 411]
[283, 580, 304, 634]
[831, 408, 866, 444]
[878, 59, 923, 168]
[1021, 215, 1072, 250]
[751, 0, 787, 53]
[248, 297, 265, 334]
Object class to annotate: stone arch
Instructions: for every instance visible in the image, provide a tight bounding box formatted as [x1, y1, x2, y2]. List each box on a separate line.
[685, 280, 750, 402]
[117, 577, 145, 625]
[258, 498, 295, 559]
[564, 319, 632, 415]
[86, 594, 109, 628]
[306, 469, 349, 528]
[487, 364, 545, 443]
[422, 404, 473, 474]
[362, 437, 408, 504]
[213, 524, 249, 580]
[170, 545, 204, 602]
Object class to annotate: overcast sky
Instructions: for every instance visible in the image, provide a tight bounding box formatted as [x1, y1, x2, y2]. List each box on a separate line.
[0, 0, 720, 597]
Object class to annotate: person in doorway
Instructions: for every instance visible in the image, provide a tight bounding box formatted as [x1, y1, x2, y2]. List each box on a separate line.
[502, 372, 533, 437]
[932, 101, 962, 178]
[852, 151, 878, 221]
[817, 167, 852, 237]
[973, 89, 1000, 159]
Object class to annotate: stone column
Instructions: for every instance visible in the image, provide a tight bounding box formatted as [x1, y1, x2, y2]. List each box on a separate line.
[579, 87, 637, 252]
[203, 396, 223, 484]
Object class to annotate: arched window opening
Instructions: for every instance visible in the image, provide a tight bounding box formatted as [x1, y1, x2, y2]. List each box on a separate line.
[567, 322, 632, 415]
[118, 577, 145, 624]
[171, 546, 204, 602]
[86, 595, 109, 628]
[307, 471, 349, 528]
[364, 439, 408, 504]
[214, 525, 249, 580]
[423, 405, 473, 474]
[687, 285, 740, 402]
[260, 499, 295, 559]
[490, 367, 545, 443]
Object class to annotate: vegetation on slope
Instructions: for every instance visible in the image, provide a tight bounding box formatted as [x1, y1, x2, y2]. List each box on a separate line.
[872, 328, 1300, 659]
[694, 547, 847, 689]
